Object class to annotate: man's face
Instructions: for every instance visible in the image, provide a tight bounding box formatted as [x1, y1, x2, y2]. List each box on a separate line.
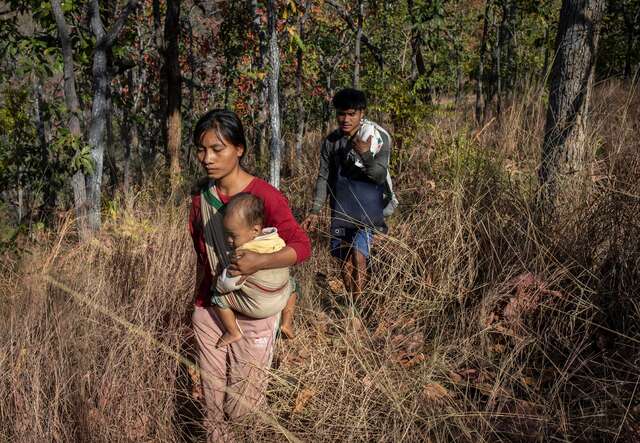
[336, 108, 364, 136]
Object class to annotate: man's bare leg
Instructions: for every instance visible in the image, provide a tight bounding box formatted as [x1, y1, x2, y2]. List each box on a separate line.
[341, 255, 355, 294]
[351, 249, 367, 298]
[213, 306, 243, 347]
[280, 292, 297, 339]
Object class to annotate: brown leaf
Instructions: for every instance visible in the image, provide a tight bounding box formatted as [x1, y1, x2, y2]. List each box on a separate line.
[327, 278, 344, 294]
[396, 352, 426, 368]
[421, 383, 451, 403]
[449, 371, 463, 384]
[390, 332, 424, 354]
[292, 388, 316, 414]
[311, 311, 331, 335]
[373, 319, 391, 338]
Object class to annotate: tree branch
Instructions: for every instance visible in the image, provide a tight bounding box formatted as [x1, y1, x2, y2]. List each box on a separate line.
[90, 0, 140, 49]
[324, 0, 384, 68]
[104, 0, 141, 48]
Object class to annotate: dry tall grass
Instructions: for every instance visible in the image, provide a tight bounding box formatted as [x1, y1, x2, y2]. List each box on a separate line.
[2, 80, 639, 442]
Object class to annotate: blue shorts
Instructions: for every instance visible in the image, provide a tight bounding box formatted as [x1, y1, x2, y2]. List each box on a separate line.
[330, 228, 373, 261]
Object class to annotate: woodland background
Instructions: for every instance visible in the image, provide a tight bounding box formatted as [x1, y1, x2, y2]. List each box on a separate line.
[1, 0, 640, 441]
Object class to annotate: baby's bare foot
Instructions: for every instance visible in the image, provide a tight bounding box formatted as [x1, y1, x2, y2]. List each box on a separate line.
[280, 323, 296, 339]
[216, 331, 242, 348]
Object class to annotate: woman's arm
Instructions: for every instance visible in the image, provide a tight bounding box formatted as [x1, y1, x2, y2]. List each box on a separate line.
[227, 181, 310, 276]
[228, 246, 297, 276]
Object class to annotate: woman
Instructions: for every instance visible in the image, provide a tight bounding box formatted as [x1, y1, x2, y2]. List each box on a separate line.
[188, 109, 311, 440]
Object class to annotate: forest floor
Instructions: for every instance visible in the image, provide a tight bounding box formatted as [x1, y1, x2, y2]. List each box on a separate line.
[1, 80, 640, 442]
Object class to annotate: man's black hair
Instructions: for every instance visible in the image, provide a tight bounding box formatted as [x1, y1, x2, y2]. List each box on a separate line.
[224, 193, 264, 227]
[332, 88, 367, 111]
[193, 109, 248, 160]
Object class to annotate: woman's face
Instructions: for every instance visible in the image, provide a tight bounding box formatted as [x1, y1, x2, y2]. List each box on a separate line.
[196, 129, 244, 180]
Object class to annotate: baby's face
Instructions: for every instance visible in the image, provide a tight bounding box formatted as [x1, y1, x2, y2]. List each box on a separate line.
[223, 212, 261, 249]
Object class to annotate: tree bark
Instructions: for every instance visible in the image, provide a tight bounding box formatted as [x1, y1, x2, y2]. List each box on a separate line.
[407, 0, 433, 105]
[494, 10, 502, 120]
[249, 0, 269, 163]
[353, 0, 363, 88]
[51, 0, 88, 235]
[475, 0, 491, 124]
[165, 0, 182, 193]
[87, 0, 139, 232]
[499, 0, 517, 96]
[538, 0, 606, 215]
[294, 1, 311, 170]
[267, 0, 282, 189]
[153, 0, 166, 159]
[622, 3, 640, 78]
[325, 0, 383, 68]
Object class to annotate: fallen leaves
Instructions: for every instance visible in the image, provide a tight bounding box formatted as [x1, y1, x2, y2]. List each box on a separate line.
[485, 272, 564, 336]
[292, 388, 316, 414]
[389, 331, 426, 369]
[394, 352, 426, 368]
[421, 383, 451, 404]
[327, 278, 344, 294]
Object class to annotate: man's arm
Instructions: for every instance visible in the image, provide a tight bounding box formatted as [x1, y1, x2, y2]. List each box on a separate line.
[354, 137, 390, 185]
[310, 139, 331, 213]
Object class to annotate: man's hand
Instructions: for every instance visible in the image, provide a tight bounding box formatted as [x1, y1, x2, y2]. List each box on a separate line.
[301, 213, 320, 232]
[353, 134, 372, 154]
[227, 250, 265, 277]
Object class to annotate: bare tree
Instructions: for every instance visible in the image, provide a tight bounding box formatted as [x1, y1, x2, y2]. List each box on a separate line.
[475, 0, 491, 124]
[86, 0, 140, 232]
[250, 0, 269, 163]
[294, 0, 311, 170]
[538, 0, 606, 214]
[267, 0, 283, 188]
[51, 0, 88, 235]
[353, 0, 364, 88]
[165, 0, 182, 193]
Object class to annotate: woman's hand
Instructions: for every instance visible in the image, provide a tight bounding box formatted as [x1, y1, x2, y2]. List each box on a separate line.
[227, 250, 266, 276]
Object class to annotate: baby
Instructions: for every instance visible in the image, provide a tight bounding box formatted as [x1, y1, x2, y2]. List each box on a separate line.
[212, 192, 295, 347]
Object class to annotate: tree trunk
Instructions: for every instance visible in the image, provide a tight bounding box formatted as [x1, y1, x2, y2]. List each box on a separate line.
[407, 0, 433, 105]
[294, 1, 311, 171]
[494, 11, 502, 121]
[33, 77, 57, 213]
[122, 69, 139, 194]
[622, 5, 640, 79]
[353, 0, 363, 88]
[267, 0, 282, 189]
[500, 0, 517, 97]
[51, 0, 88, 235]
[87, 0, 139, 232]
[538, 0, 605, 215]
[251, 0, 269, 164]
[165, 0, 182, 193]
[475, 0, 491, 124]
[541, 24, 551, 85]
[153, 0, 166, 160]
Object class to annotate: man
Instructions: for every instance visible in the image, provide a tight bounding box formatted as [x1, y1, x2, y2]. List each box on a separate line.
[302, 88, 391, 297]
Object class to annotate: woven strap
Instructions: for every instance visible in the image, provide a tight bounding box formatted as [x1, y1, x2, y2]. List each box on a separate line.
[200, 183, 232, 274]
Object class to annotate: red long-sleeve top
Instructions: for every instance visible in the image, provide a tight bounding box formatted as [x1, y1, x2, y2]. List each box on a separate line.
[188, 177, 311, 307]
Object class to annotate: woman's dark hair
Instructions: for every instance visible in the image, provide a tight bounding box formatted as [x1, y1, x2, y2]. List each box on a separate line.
[193, 109, 248, 159]
[224, 193, 264, 227]
[332, 88, 367, 111]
